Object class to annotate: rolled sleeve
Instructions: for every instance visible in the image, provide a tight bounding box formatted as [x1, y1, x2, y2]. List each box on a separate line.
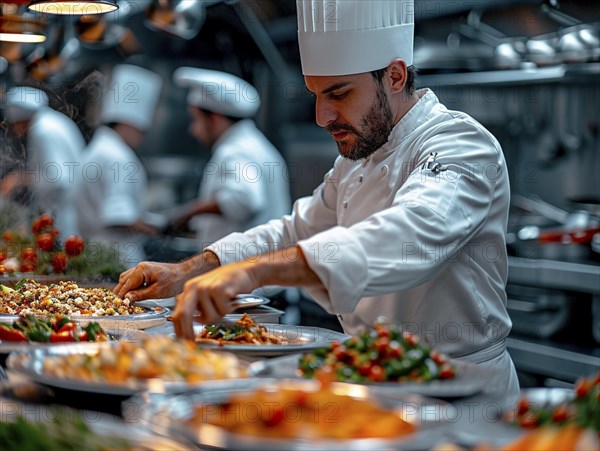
[297, 226, 368, 314]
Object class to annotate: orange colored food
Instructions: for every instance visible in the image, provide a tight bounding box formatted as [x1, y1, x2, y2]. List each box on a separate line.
[188, 386, 416, 440]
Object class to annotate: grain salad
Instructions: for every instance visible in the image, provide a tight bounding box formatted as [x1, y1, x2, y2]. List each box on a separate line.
[0, 279, 144, 316]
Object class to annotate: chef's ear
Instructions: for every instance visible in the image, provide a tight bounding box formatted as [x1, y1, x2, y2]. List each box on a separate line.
[386, 59, 408, 95]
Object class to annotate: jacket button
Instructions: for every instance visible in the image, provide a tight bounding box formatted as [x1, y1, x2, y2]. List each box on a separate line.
[343, 201, 348, 209]
[381, 165, 389, 176]
[359, 175, 363, 183]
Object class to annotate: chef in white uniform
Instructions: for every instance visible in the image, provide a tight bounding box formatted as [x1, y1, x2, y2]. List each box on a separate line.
[168, 68, 290, 248]
[3, 86, 85, 238]
[116, 0, 519, 395]
[77, 64, 163, 268]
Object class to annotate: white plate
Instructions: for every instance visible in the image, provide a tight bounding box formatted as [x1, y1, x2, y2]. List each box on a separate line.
[249, 354, 491, 398]
[138, 378, 455, 451]
[6, 342, 253, 397]
[190, 323, 351, 357]
[231, 294, 270, 309]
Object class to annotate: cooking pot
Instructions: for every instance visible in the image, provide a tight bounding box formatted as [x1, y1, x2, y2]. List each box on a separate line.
[508, 194, 600, 261]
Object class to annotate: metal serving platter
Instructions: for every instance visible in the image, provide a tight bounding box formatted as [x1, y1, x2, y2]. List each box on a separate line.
[6, 342, 253, 397]
[249, 354, 492, 398]
[0, 328, 148, 355]
[190, 324, 351, 357]
[0, 305, 169, 330]
[138, 378, 454, 451]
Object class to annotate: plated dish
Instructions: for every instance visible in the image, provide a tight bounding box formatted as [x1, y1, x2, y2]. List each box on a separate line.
[249, 354, 491, 398]
[139, 378, 453, 451]
[0, 280, 168, 330]
[190, 319, 351, 357]
[6, 336, 250, 396]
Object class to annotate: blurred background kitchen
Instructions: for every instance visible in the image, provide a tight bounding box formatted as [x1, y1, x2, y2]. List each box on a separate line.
[1, 0, 599, 388]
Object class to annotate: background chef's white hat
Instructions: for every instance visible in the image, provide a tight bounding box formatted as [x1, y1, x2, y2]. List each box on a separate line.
[173, 67, 260, 119]
[297, 0, 414, 76]
[101, 64, 163, 131]
[4, 86, 48, 122]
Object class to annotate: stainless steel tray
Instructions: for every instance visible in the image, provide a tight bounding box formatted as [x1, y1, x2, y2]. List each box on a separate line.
[191, 324, 351, 357]
[250, 354, 492, 398]
[138, 378, 455, 450]
[0, 328, 148, 355]
[6, 341, 252, 396]
[0, 305, 169, 330]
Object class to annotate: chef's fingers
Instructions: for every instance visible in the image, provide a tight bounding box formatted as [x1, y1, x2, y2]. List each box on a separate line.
[195, 291, 224, 324]
[113, 267, 139, 297]
[173, 290, 196, 340]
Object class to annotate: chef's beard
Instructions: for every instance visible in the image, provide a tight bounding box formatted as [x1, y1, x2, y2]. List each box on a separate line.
[327, 82, 394, 161]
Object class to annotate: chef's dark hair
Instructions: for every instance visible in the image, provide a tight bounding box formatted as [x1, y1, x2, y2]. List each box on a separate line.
[193, 106, 244, 124]
[371, 65, 416, 95]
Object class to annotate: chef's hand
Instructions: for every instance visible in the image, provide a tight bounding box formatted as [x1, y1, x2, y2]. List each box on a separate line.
[114, 251, 221, 302]
[172, 260, 260, 340]
[114, 261, 186, 301]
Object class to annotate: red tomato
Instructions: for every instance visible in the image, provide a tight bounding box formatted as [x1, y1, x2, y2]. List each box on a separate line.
[0, 326, 28, 342]
[517, 398, 530, 415]
[551, 404, 569, 423]
[368, 364, 386, 382]
[21, 247, 38, 262]
[2, 231, 14, 242]
[575, 379, 592, 398]
[0, 252, 7, 262]
[49, 331, 77, 343]
[36, 233, 55, 252]
[20, 261, 36, 273]
[51, 252, 68, 273]
[58, 322, 76, 333]
[440, 364, 455, 380]
[32, 214, 54, 234]
[64, 235, 85, 256]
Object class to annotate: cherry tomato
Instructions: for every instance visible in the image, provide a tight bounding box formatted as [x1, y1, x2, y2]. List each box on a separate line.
[51, 252, 68, 273]
[263, 407, 284, 427]
[20, 261, 36, 273]
[21, 247, 38, 262]
[375, 337, 390, 356]
[64, 235, 85, 256]
[50, 331, 77, 343]
[440, 364, 455, 380]
[575, 379, 592, 398]
[0, 325, 28, 342]
[32, 214, 54, 235]
[58, 322, 76, 333]
[2, 231, 15, 242]
[0, 252, 7, 262]
[78, 332, 89, 342]
[36, 233, 55, 252]
[368, 364, 386, 382]
[518, 413, 538, 429]
[517, 398, 530, 415]
[551, 404, 569, 423]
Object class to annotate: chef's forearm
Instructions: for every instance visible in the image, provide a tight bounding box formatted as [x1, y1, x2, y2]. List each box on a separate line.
[247, 245, 324, 290]
[181, 250, 221, 278]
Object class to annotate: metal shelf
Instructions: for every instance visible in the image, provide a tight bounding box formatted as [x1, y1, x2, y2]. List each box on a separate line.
[418, 63, 600, 87]
[508, 256, 600, 294]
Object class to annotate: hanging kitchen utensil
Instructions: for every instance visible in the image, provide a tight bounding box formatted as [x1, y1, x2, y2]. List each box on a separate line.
[456, 10, 526, 70]
[145, 0, 220, 40]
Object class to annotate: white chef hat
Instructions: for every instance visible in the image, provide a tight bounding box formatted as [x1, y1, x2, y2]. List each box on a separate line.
[3, 86, 49, 122]
[297, 0, 414, 76]
[101, 64, 163, 131]
[173, 67, 260, 119]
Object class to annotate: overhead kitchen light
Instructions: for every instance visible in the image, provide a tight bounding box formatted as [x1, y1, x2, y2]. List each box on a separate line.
[0, 11, 46, 43]
[28, 0, 118, 15]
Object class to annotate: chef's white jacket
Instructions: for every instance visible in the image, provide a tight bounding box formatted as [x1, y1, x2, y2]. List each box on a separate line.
[77, 126, 148, 268]
[27, 107, 86, 238]
[190, 119, 291, 247]
[210, 89, 518, 391]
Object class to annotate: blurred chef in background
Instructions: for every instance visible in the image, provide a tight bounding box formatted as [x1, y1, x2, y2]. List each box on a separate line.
[165, 67, 290, 248]
[2, 86, 86, 238]
[77, 64, 163, 268]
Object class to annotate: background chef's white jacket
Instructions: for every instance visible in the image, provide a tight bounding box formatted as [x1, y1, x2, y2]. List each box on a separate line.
[190, 119, 291, 247]
[28, 107, 86, 238]
[210, 89, 514, 367]
[77, 126, 148, 268]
